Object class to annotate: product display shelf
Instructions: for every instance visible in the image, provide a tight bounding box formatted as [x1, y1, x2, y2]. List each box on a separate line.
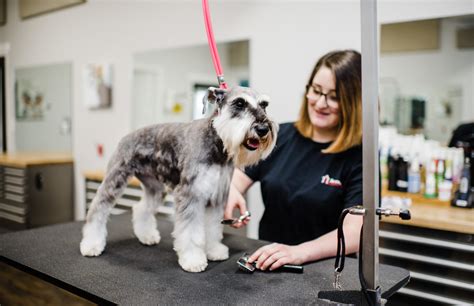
[380, 186, 473, 305]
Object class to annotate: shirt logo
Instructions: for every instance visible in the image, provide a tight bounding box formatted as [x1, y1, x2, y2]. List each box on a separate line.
[321, 174, 342, 188]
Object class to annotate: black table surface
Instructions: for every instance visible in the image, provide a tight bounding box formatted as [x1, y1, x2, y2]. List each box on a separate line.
[0, 213, 409, 305]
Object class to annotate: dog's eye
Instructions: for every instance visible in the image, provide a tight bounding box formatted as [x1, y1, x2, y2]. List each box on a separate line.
[259, 101, 268, 109]
[233, 98, 247, 109]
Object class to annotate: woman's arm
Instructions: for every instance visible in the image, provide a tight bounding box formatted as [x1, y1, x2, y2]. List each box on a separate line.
[248, 214, 363, 270]
[298, 214, 363, 262]
[224, 168, 254, 229]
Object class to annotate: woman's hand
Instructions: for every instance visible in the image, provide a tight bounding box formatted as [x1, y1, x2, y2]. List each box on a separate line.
[224, 184, 251, 229]
[247, 243, 308, 271]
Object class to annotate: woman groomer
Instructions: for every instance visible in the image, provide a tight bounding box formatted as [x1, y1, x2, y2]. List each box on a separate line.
[224, 50, 363, 271]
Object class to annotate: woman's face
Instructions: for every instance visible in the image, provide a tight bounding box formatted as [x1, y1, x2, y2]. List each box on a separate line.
[306, 66, 341, 135]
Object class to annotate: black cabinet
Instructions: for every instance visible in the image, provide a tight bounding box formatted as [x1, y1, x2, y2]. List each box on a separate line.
[380, 223, 473, 305]
[0, 163, 73, 229]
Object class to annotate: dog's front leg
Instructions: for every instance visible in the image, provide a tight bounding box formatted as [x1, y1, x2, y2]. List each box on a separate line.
[172, 193, 208, 272]
[205, 205, 229, 261]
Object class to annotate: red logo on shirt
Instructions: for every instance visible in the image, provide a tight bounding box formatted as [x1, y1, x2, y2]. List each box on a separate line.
[321, 175, 342, 188]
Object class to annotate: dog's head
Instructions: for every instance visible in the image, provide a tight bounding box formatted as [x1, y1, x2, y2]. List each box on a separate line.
[204, 86, 278, 168]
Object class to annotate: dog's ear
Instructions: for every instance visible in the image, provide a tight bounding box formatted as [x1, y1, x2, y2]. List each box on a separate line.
[203, 87, 227, 107]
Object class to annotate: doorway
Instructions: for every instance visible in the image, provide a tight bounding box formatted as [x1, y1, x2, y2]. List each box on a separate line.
[0, 57, 6, 152]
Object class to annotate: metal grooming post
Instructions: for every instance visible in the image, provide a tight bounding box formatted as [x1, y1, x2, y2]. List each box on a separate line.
[361, 0, 381, 303]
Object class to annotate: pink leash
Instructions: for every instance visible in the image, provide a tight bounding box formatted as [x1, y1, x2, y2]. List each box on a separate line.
[202, 0, 228, 89]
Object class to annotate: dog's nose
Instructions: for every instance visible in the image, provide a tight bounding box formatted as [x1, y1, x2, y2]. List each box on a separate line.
[255, 124, 269, 137]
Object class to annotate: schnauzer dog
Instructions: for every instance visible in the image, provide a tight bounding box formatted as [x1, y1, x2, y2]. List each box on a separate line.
[80, 86, 278, 272]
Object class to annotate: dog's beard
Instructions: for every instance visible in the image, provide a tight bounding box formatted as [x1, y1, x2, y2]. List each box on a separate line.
[235, 119, 278, 168]
[212, 111, 278, 169]
[213, 110, 252, 159]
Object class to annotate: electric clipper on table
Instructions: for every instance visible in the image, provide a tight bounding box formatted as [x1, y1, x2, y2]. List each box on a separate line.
[237, 253, 304, 274]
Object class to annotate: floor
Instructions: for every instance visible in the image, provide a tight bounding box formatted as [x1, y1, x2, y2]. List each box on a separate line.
[0, 223, 99, 305]
[0, 226, 13, 234]
[0, 261, 95, 306]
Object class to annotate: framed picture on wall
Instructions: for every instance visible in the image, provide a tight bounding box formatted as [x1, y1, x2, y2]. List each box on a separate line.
[19, 0, 86, 19]
[83, 63, 113, 110]
[15, 78, 45, 120]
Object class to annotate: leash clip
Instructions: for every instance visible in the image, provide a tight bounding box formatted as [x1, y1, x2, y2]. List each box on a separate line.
[217, 74, 225, 85]
[217, 74, 227, 89]
[333, 269, 343, 290]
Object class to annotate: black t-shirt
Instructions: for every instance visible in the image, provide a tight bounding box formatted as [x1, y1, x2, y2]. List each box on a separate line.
[245, 122, 362, 245]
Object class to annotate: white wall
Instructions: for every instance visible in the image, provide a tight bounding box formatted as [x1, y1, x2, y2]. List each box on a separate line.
[0, 0, 472, 228]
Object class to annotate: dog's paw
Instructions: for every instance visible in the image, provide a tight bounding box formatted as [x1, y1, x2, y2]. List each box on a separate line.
[178, 250, 208, 273]
[135, 229, 161, 246]
[206, 243, 229, 261]
[80, 237, 105, 257]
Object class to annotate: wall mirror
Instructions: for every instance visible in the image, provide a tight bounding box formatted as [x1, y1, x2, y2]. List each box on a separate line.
[379, 14, 474, 145]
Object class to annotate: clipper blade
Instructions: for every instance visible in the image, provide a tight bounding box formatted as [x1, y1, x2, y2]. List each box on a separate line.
[236, 253, 255, 273]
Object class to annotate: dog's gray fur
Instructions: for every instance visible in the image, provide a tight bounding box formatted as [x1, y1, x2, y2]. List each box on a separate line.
[80, 86, 278, 272]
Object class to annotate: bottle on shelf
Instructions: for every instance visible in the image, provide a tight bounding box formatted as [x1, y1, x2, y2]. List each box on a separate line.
[451, 148, 465, 184]
[397, 156, 409, 192]
[439, 155, 454, 201]
[435, 155, 445, 195]
[424, 158, 437, 198]
[388, 152, 398, 191]
[452, 157, 473, 208]
[380, 145, 389, 181]
[408, 157, 421, 194]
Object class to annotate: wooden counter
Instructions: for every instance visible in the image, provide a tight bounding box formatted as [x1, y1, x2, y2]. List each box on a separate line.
[381, 188, 474, 234]
[83, 170, 141, 187]
[0, 152, 73, 168]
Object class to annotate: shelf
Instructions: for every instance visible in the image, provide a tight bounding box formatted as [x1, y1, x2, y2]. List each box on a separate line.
[381, 186, 474, 234]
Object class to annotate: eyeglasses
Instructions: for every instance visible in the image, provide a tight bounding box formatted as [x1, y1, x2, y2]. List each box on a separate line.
[305, 84, 340, 108]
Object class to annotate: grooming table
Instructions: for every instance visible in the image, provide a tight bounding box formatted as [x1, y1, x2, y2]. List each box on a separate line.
[0, 213, 409, 305]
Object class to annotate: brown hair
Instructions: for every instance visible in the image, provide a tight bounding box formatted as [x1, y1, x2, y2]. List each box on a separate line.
[295, 50, 362, 153]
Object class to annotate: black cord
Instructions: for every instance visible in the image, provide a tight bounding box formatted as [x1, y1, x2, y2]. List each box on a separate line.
[334, 208, 350, 273]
